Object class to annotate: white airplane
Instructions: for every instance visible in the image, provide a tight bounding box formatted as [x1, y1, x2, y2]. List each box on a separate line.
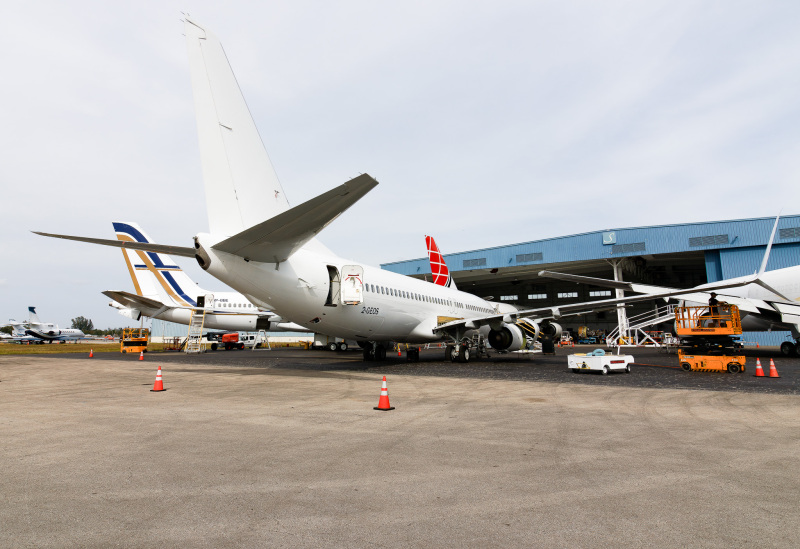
[34, 19, 773, 362]
[539, 218, 800, 356]
[0, 307, 86, 343]
[104, 221, 306, 333]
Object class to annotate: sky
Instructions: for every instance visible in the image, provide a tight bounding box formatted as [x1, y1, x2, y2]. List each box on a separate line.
[2, 0, 800, 330]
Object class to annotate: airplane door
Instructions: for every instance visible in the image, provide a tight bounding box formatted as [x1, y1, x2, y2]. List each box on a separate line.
[341, 265, 364, 305]
[204, 294, 214, 310]
[325, 266, 340, 307]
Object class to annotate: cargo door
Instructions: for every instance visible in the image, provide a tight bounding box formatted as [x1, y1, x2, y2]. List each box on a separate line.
[341, 265, 364, 305]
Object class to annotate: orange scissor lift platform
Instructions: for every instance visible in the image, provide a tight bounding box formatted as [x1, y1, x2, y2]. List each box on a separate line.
[121, 327, 149, 354]
[674, 305, 745, 373]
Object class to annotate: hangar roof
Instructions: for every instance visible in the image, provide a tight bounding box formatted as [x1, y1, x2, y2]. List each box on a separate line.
[382, 215, 800, 287]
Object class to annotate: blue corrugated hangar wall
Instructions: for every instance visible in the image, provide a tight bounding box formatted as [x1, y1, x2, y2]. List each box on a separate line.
[382, 215, 800, 347]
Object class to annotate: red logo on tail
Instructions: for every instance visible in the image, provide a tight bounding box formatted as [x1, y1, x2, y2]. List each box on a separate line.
[426, 236, 452, 287]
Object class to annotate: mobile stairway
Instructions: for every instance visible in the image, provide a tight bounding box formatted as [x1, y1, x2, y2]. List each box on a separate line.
[606, 304, 675, 348]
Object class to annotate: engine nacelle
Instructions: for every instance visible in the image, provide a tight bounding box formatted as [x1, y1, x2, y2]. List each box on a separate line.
[487, 324, 526, 351]
[194, 235, 212, 271]
[537, 321, 562, 339]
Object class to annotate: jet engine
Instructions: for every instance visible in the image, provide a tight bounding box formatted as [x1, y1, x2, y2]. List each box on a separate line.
[537, 321, 562, 340]
[487, 324, 526, 351]
[194, 236, 211, 271]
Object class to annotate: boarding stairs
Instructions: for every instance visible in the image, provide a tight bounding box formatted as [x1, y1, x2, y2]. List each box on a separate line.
[184, 309, 207, 354]
[606, 304, 675, 348]
[251, 330, 271, 351]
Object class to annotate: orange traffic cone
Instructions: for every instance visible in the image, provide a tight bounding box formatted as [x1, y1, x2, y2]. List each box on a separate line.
[753, 358, 764, 377]
[151, 366, 165, 392]
[768, 359, 780, 378]
[89, 349, 94, 358]
[373, 376, 394, 411]
[139, 351, 144, 361]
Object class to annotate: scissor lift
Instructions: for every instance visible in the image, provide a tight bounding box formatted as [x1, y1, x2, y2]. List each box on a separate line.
[674, 305, 745, 373]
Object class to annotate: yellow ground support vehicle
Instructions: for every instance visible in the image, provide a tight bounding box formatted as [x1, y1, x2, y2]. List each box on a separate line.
[121, 327, 149, 354]
[674, 305, 745, 373]
[677, 349, 746, 373]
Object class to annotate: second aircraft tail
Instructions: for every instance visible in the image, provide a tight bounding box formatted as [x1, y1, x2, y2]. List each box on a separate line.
[113, 222, 205, 307]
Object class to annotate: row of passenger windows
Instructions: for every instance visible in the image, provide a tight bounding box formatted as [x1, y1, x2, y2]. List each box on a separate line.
[215, 302, 256, 309]
[364, 283, 493, 315]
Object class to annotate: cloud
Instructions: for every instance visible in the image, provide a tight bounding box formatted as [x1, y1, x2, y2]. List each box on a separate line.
[1, 0, 799, 326]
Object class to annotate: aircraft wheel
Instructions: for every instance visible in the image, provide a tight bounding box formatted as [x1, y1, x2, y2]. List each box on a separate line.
[328, 342, 338, 352]
[780, 341, 796, 356]
[376, 345, 387, 361]
[458, 345, 470, 363]
[338, 342, 348, 352]
[681, 362, 692, 371]
[363, 346, 374, 361]
[446, 345, 455, 362]
[727, 363, 741, 374]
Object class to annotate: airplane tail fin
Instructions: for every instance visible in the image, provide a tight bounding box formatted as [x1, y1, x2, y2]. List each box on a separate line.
[184, 18, 289, 238]
[425, 236, 456, 289]
[752, 215, 793, 301]
[113, 222, 204, 307]
[28, 307, 40, 324]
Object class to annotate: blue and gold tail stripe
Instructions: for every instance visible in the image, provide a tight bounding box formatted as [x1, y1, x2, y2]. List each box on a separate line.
[114, 222, 196, 307]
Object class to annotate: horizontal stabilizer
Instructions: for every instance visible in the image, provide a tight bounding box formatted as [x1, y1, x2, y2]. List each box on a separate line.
[33, 232, 197, 258]
[211, 173, 378, 263]
[102, 290, 166, 311]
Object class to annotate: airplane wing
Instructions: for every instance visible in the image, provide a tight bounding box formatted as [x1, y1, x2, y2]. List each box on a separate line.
[211, 174, 378, 263]
[32, 232, 197, 258]
[433, 275, 759, 336]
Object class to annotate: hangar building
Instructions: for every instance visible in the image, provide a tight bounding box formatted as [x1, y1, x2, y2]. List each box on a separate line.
[382, 215, 800, 347]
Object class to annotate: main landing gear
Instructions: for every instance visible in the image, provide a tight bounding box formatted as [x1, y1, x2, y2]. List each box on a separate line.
[446, 339, 471, 363]
[780, 340, 800, 357]
[363, 343, 387, 361]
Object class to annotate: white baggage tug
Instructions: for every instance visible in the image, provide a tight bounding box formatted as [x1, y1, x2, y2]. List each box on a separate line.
[568, 349, 633, 374]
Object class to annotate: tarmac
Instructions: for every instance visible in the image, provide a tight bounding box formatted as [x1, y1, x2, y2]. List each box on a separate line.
[2, 346, 799, 547]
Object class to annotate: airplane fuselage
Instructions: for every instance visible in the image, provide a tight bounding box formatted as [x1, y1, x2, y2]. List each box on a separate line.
[198, 236, 514, 344]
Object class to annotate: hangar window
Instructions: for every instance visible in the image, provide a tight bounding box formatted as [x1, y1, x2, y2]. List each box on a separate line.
[516, 252, 543, 263]
[558, 292, 578, 299]
[500, 295, 518, 301]
[689, 234, 729, 247]
[590, 290, 612, 297]
[528, 293, 547, 299]
[463, 258, 487, 268]
[780, 227, 800, 239]
[612, 242, 646, 254]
